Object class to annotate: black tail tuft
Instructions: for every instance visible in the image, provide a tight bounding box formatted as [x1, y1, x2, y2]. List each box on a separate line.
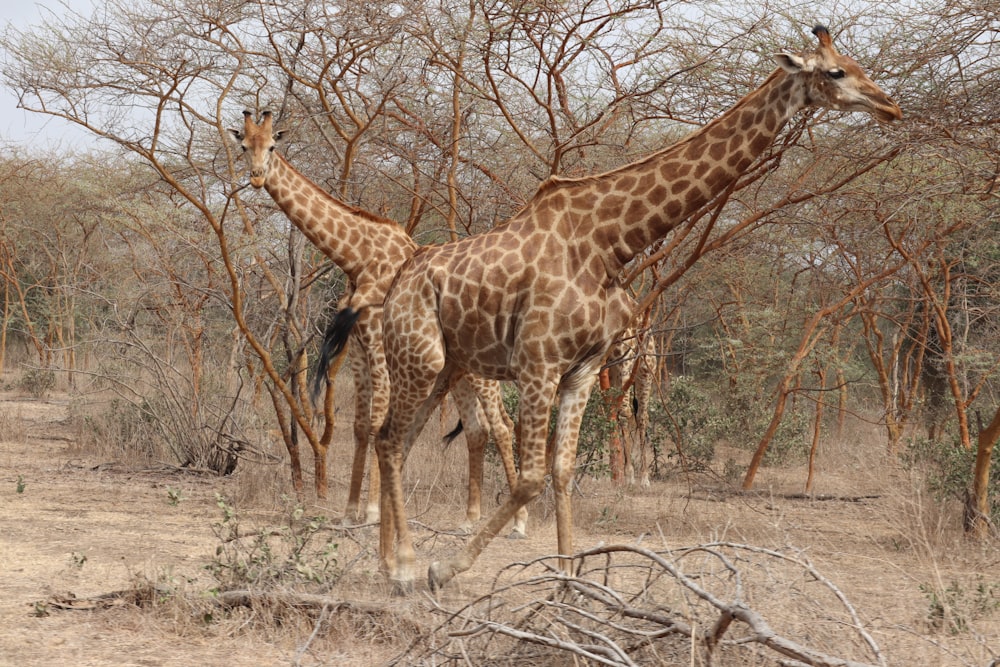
[442, 420, 464, 447]
[311, 307, 362, 404]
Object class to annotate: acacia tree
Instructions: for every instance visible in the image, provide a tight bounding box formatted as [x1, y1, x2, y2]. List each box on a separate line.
[871, 0, 1000, 534]
[1, 0, 343, 489]
[0, 153, 110, 379]
[7, 0, 995, 531]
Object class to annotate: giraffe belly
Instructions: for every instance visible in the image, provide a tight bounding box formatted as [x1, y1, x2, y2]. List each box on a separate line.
[435, 280, 632, 385]
[437, 292, 520, 381]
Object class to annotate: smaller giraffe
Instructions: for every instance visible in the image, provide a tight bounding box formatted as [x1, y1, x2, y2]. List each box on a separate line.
[229, 112, 526, 535]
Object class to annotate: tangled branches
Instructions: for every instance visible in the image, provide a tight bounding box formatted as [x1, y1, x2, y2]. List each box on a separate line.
[395, 542, 884, 667]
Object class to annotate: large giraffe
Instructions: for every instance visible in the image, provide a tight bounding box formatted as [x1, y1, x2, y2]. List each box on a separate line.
[332, 26, 902, 590]
[228, 111, 526, 535]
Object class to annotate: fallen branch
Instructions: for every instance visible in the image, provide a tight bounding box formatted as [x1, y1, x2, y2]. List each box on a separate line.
[212, 590, 387, 615]
[780, 493, 882, 503]
[394, 542, 885, 667]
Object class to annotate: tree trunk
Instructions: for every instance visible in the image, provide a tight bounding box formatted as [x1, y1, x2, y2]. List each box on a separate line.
[967, 404, 1000, 537]
[805, 365, 826, 493]
[743, 375, 793, 490]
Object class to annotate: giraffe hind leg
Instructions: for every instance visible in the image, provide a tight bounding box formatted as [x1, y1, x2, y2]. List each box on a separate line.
[429, 377, 558, 591]
[375, 326, 454, 591]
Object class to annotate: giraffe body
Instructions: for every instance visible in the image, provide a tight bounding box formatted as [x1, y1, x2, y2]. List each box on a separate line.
[332, 26, 902, 590]
[229, 113, 526, 535]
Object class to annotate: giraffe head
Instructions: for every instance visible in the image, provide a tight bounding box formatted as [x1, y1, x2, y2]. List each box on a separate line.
[774, 25, 902, 123]
[227, 110, 287, 188]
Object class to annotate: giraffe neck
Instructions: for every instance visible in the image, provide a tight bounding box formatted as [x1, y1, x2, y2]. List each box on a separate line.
[263, 153, 415, 282]
[556, 68, 806, 275]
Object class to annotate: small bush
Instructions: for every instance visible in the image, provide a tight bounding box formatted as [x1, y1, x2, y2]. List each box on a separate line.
[902, 436, 1000, 522]
[207, 495, 340, 590]
[77, 398, 161, 461]
[920, 577, 1000, 634]
[648, 375, 718, 472]
[647, 374, 811, 472]
[18, 368, 55, 398]
[500, 382, 617, 479]
[720, 375, 810, 466]
[76, 392, 240, 475]
[576, 387, 619, 479]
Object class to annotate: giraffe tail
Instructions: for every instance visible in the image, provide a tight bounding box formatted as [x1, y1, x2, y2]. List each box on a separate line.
[311, 307, 362, 404]
[442, 420, 464, 449]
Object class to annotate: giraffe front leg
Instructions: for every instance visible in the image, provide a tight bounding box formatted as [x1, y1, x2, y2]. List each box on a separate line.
[508, 416, 529, 539]
[496, 406, 528, 539]
[365, 447, 381, 523]
[366, 339, 392, 525]
[635, 351, 654, 488]
[376, 446, 395, 579]
[472, 377, 528, 539]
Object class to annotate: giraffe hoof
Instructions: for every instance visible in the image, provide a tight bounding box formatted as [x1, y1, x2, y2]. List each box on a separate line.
[507, 527, 527, 540]
[390, 577, 415, 597]
[428, 560, 456, 592]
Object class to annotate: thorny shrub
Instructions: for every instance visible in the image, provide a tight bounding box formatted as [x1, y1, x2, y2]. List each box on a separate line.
[206, 495, 340, 591]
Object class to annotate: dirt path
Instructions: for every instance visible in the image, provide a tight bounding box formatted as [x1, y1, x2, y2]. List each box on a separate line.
[1, 391, 996, 665]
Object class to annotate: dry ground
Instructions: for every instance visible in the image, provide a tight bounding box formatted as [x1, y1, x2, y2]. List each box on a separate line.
[0, 384, 998, 666]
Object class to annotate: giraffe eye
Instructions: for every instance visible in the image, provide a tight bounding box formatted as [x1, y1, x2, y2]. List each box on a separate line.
[826, 69, 846, 80]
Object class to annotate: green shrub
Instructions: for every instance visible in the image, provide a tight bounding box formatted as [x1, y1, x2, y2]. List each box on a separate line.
[18, 368, 55, 398]
[721, 375, 810, 466]
[920, 577, 1000, 634]
[207, 495, 340, 590]
[648, 375, 717, 472]
[499, 382, 618, 479]
[902, 435, 1000, 521]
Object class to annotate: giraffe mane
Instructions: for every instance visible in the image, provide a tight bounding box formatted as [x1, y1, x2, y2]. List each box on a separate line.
[533, 68, 788, 196]
[273, 152, 404, 229]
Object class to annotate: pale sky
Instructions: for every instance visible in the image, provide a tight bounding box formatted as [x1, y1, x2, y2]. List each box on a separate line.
[1, 0, 96, 149]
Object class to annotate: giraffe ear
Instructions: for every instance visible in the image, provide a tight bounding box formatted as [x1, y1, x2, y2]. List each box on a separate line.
[774, 52, 810, 73]
[226, 128, 243, 144]
[273, 129, 288, 143]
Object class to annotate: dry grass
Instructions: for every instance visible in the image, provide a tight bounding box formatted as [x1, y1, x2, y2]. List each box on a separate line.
[1, 381, 998, 666]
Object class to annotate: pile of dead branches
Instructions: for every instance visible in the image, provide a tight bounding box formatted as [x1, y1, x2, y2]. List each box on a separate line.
[394, 542, 884, 666]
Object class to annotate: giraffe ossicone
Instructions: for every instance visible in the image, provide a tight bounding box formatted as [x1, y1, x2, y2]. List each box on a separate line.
[326, 25, 902, 592]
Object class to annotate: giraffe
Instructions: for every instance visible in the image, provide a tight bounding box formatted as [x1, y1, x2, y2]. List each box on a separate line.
[329, 25, 901, 590]
[228, 111, 526, 536]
